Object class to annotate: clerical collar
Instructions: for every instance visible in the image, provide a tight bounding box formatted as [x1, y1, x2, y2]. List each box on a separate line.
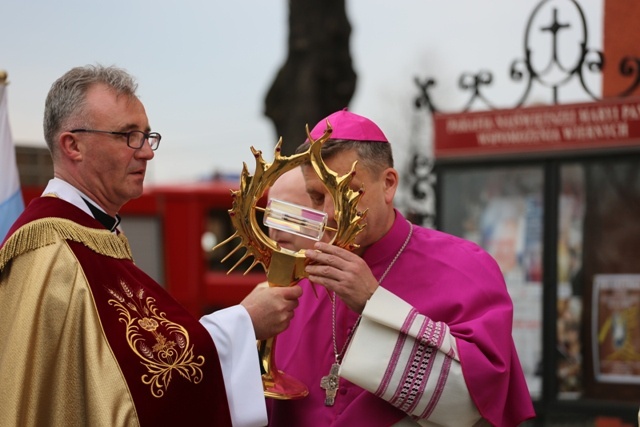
[82, 198, 121, 232]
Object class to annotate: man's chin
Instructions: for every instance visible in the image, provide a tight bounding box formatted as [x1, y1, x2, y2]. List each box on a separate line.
[127, 184, 145, 201]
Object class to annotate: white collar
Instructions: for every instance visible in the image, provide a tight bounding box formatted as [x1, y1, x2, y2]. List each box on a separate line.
[42, 178, 114, 228]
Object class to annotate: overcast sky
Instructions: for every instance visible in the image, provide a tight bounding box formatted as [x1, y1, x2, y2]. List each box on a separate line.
[2, 0, 602, 183]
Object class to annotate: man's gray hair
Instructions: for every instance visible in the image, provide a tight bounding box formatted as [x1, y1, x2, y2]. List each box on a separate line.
[43, 64, 138, 153]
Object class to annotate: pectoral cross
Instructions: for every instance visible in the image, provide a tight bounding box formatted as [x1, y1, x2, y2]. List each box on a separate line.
[320, 363, 340, 406]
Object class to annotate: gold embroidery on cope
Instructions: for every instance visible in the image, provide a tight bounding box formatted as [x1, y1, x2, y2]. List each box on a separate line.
[107, 280, 205, 398]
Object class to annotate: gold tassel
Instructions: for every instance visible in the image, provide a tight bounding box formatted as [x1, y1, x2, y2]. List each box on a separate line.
[0, 218, 132, 270]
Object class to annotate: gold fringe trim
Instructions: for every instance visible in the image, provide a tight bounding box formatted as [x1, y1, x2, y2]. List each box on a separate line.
[0, 218, 133, 270]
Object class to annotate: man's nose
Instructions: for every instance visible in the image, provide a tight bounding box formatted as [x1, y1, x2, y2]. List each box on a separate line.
[324, 200, 336, 223]
[136, 140, 155, 159]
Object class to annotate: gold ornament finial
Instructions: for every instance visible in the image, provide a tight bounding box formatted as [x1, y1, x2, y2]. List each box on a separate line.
[213, 120, 366, 280]
[0, 70, 8, 85]
[213, 120, 366, 400]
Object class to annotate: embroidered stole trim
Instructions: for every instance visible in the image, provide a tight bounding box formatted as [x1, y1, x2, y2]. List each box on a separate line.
[0, 217, 132, 270]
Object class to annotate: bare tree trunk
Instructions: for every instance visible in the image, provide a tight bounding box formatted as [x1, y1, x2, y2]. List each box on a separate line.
[264, 0, 356, 155]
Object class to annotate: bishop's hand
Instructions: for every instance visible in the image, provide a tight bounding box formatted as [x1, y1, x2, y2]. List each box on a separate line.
[304, 242, 378, 314]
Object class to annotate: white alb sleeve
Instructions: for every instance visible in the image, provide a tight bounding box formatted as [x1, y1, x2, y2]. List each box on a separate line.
[200, 305, 267, 427]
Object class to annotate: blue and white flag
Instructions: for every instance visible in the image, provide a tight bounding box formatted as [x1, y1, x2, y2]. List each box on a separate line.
[0, 82, 24, 242]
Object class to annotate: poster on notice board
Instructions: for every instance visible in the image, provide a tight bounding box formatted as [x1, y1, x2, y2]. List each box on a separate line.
[592, 274, 640, 384]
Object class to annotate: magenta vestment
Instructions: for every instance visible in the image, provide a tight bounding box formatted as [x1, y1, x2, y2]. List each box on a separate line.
[268, 210, 535, 426]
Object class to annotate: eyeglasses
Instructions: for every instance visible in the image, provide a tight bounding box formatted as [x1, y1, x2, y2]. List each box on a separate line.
[70, 129, 162, 151]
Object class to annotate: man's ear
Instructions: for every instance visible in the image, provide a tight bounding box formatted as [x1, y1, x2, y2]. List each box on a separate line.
[383, 167, 399, 204]
[59, 132, 83, 161]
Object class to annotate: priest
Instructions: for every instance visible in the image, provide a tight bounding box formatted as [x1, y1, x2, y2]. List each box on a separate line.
[0, 64, 301, 427]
